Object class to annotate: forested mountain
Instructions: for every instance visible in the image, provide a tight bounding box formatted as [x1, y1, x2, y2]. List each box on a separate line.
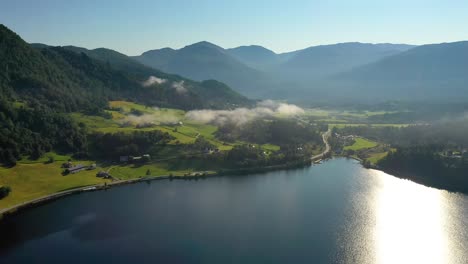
[0, 24, 250, 165]
[59, 45, 251, 108]
[331, 41, 468, 101]
[133, 41, 269, 97]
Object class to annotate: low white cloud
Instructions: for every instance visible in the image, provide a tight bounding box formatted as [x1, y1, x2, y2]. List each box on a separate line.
[186, 100, 304, 126]
[142, 76, 166, 87]
[172, 81, 188, 94]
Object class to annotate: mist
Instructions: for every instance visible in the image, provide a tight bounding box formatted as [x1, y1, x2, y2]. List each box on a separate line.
[185, 100, 304, 126]
[172, 81, 188, 94]
[142, 76, 167, 87]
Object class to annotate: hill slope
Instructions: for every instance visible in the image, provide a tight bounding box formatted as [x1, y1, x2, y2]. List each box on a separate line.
[331, 41, 468, 101]
[275, 42, 415, 80]
[59, 45, 251, 109]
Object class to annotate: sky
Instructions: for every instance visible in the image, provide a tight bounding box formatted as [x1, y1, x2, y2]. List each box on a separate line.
[1, 0, 468, 56]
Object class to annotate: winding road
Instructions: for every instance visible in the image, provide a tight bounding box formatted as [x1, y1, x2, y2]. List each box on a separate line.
[311, 129, 332, 161]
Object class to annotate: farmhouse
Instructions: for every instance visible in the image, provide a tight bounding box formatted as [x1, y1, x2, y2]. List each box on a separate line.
[65, 164, 87, 174]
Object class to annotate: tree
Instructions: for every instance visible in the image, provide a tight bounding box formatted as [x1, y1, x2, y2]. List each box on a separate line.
[0, 186, 11, 199]
[146, 169, 151, 176]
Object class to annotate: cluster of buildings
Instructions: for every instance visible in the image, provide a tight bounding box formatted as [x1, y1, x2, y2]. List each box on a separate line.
[444, 150, 468, 159]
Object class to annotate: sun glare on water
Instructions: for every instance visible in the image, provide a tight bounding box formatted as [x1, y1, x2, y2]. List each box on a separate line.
[372, 170, 452, 264]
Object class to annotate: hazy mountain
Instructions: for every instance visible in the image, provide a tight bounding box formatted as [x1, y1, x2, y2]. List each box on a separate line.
[134, 41, 417, 100]
[275, 42, 415, 80]
[133, 41, 269, 97]
[226, 45, 280, 69]
[331, 41, 468, 102]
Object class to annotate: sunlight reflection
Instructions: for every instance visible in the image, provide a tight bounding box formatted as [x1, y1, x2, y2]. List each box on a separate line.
[371, 169, 451, 264]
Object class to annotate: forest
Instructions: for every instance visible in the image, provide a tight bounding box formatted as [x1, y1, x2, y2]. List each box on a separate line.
[336, 121, 468, 193]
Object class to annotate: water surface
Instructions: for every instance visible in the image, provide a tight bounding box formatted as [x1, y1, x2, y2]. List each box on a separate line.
[1, 158, 467, 263]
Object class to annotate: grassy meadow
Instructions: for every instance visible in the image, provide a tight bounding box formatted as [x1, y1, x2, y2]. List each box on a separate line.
[0, 154, 108, 209]
[344, 138, 379, 151]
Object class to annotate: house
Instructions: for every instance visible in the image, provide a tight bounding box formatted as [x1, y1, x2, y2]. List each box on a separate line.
[129, 154, 150, 163]
[96, 171, 112, 179]
[130, 156, 142, 162]
[61, 161, 73, 168]
[65, 164, 87, 174]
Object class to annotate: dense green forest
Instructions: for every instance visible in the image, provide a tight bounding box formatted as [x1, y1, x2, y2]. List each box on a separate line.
[90, 131, 174, 160]
[378, 146, 468, 193]
[335, 121, 468, 148]
[217, 119, 325, 146]
[336, 122, 468, 193]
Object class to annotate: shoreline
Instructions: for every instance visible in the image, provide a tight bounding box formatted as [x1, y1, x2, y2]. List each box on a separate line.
[1, 129, 333, 221]
[347, 155, 468, 195]
[5, 156, 463, 222]
[0, 159, 317, 221]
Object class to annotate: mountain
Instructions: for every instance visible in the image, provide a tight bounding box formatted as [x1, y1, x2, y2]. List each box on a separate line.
[226, 45, 280, 70]
[274, 42, 415, 80]
[133, 41, 268, 97]
[134, 41, 417, 100]
[331, 41, 468, 102]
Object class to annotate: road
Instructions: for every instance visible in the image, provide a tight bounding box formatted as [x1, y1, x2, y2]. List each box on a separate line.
[311, 129, 331, 161]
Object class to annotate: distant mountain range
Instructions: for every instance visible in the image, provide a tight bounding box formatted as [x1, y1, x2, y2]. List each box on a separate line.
[133, 40, 468, 103]
[7, 20, 468, 104]
[332, 41, 468, 102]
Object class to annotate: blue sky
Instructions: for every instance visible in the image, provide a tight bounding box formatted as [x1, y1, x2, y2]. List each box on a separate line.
[1, 0, 467, 55]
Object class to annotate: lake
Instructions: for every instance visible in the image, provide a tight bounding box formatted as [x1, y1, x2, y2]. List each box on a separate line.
[1, 158, 467, 263]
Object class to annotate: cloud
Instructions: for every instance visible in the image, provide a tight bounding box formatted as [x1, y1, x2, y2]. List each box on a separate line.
[258, 100, 305, 115]
[172, 81, 188, 94]
[142, 76, 166, 87]
[185, 100, 304, 126]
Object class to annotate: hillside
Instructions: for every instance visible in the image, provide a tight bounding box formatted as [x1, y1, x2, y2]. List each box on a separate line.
[0, 24, 250, 165]
[59, 45, 251, 109]
[332, 41, 468, 101]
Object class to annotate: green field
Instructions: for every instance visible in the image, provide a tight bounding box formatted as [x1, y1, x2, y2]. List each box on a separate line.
[344, 138, 379, 151]
[366, 152, 389, 164]
[72, 101, 255, 151]
[0, 155, 108, 209]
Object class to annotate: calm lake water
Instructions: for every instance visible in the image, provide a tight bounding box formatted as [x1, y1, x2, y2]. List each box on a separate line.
[1, 158, 467, 264]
